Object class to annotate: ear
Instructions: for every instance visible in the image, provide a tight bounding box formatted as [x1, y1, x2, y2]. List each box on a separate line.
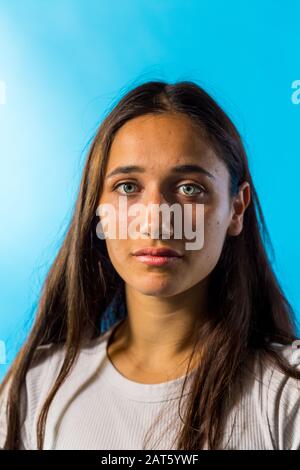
[227, 181, 251, 237]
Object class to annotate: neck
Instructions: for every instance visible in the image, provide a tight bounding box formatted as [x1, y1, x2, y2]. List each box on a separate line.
[116, 280, 209, 370]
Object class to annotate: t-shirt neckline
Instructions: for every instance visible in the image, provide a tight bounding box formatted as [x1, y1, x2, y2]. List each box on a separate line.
[102, 319, 197, 402]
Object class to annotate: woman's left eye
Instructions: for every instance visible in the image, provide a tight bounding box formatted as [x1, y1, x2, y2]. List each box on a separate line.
[177, 184, 205, 196]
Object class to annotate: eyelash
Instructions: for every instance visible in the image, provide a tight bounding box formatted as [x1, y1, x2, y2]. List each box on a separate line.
[113, 181, 206, 197]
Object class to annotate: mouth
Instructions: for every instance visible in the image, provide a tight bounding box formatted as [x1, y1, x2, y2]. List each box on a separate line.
[132, 247, 183, 266]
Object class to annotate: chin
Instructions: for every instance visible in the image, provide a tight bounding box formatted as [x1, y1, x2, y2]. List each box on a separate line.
[131, 278, 183, 297]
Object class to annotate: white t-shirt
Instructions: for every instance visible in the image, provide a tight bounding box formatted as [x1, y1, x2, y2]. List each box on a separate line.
[1, 319, 300, 450]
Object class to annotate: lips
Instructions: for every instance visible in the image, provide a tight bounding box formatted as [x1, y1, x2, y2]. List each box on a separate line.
[132, 247, 183, 257]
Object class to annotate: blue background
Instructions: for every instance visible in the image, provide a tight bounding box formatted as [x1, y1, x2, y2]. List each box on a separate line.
[1, 0, 300, 381]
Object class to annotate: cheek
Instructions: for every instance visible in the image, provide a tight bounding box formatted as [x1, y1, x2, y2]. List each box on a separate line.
[186, 206, 229, 270]
[104, 239, 130, 271]
[203, 197, 230, 239]
[99, 200, 134, 239]
[204, 216, 227, 245]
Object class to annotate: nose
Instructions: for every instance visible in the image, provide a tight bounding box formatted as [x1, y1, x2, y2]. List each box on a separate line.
[139, 188, 174, 239]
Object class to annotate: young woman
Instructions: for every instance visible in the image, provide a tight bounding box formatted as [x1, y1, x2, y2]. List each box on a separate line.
[1, 80, 300, 450]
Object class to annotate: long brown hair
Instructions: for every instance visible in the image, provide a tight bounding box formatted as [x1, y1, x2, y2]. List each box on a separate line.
[1, 80, 300, 450]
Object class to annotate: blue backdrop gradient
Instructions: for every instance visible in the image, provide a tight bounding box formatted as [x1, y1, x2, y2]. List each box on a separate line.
[1, 0, 300, 381]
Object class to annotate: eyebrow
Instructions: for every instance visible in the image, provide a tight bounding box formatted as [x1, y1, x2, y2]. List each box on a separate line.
[106, 164, 216, 180]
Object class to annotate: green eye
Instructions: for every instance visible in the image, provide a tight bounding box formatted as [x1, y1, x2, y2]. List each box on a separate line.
[113, 182, 205, 197]
[178, 184, 204, 196]
[114, 182, 137, 195]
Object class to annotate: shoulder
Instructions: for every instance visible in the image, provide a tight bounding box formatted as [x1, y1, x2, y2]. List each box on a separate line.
[23, 330, 112, 404]
[26, 327, 112, 382]
[0, 342, 65, 449]
[266, 341, 300, 398]
[0, 328, 112, 449]
[257, 341, 300, 450]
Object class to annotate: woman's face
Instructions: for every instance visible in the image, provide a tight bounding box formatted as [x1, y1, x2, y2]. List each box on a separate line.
[98, 112, 250, 297]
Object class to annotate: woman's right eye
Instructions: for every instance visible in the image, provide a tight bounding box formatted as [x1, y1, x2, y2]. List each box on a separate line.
[114, 182, 138, 195]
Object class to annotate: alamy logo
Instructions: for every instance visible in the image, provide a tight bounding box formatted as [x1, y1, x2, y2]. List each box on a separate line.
[291, 80, 300, 105]
[96, 199, 205, 250]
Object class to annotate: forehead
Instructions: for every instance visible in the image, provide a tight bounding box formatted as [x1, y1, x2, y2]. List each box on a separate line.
[107, 112, 225, 176]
